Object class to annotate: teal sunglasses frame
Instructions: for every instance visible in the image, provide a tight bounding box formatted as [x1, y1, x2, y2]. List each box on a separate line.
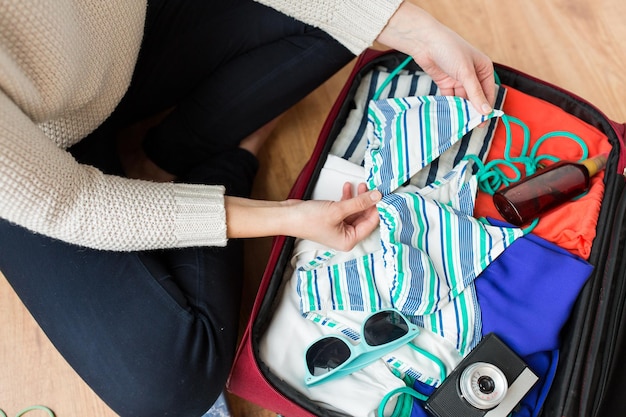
[304, 309, 420, 386]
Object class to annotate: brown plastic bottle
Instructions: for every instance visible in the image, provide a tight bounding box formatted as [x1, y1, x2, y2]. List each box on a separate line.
[493, 154, 608, 226]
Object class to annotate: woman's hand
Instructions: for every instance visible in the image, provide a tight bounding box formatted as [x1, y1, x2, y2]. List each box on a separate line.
[225, 182, 381, 251]
[376, 1, 495, 115]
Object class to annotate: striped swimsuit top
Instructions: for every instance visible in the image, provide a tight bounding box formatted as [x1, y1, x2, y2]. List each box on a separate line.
[297, 95, 523, 357]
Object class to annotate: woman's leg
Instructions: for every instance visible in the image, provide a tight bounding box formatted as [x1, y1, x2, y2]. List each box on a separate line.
[0, 147, 258, 417]
[114, 0, 354, 176]
[2, 1, 353, 415]
[0, 224, 243, 417]
[80, 0, 353, 179]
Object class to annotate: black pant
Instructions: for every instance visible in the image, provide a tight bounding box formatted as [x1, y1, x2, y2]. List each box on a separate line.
[0, 1, 354, 416]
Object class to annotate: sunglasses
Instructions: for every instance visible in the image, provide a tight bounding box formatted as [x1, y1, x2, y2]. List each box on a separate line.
[304, 309, 420, 386]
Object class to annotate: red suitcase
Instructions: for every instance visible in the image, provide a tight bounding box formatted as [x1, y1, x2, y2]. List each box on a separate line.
[228, 49, 626, 417]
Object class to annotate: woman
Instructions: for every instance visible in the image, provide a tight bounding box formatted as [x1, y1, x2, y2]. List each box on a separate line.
[0, 0, 495, 415]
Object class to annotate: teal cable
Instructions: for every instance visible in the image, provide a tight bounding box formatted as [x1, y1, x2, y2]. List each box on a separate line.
[373, 56, 414, 101]
[383, 370, 419, 417]
[471, 115, 590, 196]
[407, 342, 447, 383]
[0, 406, 55, 417]
[378, 341, 448, 417]
[494, 70, 502, 86]
[378, 386, 428, 417]
[522, 218, 541, 235]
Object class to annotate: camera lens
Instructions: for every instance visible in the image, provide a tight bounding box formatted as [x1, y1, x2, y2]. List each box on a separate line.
[459, 362, 508, 410]
[478, 375, 495, 394]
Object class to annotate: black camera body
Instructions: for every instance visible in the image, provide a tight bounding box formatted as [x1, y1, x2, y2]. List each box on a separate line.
[425, 333, 538, 417]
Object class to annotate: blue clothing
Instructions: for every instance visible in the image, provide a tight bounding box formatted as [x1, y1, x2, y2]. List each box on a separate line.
[408, 221, 593, 417]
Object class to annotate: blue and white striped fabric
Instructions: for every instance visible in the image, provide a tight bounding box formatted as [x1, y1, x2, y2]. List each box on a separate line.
[297, 83, 522, 355]
[297, 252, 385, 313]
[366, 95, 503, 195]
[330, 68, 505, 180]
[366, 96, 521, 310]
[367, 95, 523, 354]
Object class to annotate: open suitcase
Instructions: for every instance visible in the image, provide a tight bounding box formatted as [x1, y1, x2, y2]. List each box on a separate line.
[227, 49, 626, 417]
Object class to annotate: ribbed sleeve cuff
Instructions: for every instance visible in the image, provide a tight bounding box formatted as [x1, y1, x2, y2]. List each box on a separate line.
[327, 0, 403, 54]
[173, 184, 227, 247]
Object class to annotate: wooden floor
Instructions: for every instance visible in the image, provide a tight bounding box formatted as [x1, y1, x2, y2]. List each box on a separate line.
[2, 0, 626, 416]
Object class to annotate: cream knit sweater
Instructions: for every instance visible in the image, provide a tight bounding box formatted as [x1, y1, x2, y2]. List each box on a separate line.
[0, 0, 402, 251]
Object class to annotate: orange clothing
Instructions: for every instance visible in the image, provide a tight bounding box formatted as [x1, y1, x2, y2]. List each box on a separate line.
[474, 86, 612, 259]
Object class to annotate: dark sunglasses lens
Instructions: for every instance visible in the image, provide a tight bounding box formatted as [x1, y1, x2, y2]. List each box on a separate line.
[363, 310, 409, 346]
[306, 336, 351, 376]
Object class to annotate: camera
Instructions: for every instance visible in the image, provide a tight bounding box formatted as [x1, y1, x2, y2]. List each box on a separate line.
[425, 333, 538, 417]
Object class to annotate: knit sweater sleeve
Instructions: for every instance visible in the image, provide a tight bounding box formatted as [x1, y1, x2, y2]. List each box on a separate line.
[255, 0, 403, 54]
[0, 91, 227, 251]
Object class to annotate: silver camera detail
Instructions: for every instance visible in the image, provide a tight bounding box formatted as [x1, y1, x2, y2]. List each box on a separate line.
[459, 362, 508, 409]
[425, 333, 539, 417]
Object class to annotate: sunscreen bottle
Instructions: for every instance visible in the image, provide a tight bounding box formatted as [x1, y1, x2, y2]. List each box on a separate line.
[493, 153, 608, 226]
